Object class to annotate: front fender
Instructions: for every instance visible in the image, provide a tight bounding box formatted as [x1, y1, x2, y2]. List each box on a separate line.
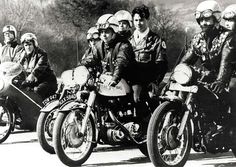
[59, 101, 86, 112]
[40, 100, 59, 112]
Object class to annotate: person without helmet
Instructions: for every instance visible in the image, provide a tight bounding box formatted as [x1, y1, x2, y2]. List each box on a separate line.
[0, 25, 22, 63]
[115, 10, 133, 40]
[222, 4, 236, 125]
[19, 33, 57, 99]
[80, 14, 136, 86]
[129, 4, 168, 125]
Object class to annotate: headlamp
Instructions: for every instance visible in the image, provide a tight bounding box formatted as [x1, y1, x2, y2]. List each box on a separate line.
[172, 64, 192, 85]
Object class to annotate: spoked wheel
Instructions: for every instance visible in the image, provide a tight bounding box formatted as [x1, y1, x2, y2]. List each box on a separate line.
[147, 101, 192, 167]
[37, 110, 57, 154]
[0, 105, 14, 143]
[53, 109, 96, 166]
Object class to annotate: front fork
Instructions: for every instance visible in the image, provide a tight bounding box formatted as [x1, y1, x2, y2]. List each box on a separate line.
[79, 91, 96, 136]
[177, 93, 193, 139]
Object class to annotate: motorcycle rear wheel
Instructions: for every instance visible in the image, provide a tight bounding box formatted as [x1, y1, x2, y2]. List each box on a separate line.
[147, 101, 192, 167]
[0, 105, 14, 143]
[53, 110, 96, 166]
[37, 111, 56, 154]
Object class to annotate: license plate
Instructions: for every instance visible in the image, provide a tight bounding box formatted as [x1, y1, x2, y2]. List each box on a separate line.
[169, 83, 198, 93]
[42, 94, 59, 106]
[59, 94, 77, 105]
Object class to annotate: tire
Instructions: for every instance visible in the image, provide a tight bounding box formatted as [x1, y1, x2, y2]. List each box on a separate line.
[147, 101, 192, 167]
[53, 110, 96, 166]
[37, 111, 56, 154]
[0, 105, 14, 143]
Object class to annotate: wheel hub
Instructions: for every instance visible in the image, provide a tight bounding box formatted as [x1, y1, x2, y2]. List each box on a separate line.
[66, 123, 84, 148]
[162, 125, 180, 150]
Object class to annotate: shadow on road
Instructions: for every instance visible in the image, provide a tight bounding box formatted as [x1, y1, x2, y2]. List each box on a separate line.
[84, 156, 150, 167]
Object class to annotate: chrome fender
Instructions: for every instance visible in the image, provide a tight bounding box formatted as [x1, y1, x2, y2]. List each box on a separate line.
[40, 100, 59, 112]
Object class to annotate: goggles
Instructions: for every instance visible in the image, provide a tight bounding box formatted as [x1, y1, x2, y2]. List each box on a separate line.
[96, 23, 118, 31]
[86, 33, 99, 40]
[195, 9, 220, 20]
[223, 11, 236, 20]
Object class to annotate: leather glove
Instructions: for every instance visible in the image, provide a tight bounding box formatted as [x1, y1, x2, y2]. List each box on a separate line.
[210, 81, 225, 94]
[108, 80, 117, 87]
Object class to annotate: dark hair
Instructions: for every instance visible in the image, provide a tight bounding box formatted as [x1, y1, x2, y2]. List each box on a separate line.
[132, 4, 150, 19]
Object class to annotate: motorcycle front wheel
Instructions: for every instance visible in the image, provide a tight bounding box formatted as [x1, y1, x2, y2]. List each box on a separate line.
[147, 101, 192, 167]
[53, 109, 96, 166]
[0, 105, 14, 143]
[37, 110, 57, 154]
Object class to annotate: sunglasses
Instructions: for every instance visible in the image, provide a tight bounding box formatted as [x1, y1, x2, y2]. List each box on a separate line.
[223, 11, 236, 20]
[195, 9, 220, 20]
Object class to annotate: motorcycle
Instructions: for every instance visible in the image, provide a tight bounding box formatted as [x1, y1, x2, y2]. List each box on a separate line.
[52, 66, 154, 166]
[36, 68, 78, 154]
[147, 63, 236, 167]
[0, 62, 43, 143]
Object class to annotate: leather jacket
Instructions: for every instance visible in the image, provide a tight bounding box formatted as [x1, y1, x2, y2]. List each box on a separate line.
[0, 41, 22, 63]
[129, 29, 168, 85]
[181, 25, 236, 86]
[80, 34, 136, 83]
[19, 47, 57, 84]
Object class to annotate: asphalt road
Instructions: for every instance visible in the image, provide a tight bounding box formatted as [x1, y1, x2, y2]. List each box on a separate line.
[0, 130, 236, 167]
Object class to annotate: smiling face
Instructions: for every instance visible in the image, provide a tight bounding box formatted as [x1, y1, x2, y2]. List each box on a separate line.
[133, 13, 148, 33]
[23, 41, 35, 55]
[99, 28, 114, 44]
[199, 16, 215, 33]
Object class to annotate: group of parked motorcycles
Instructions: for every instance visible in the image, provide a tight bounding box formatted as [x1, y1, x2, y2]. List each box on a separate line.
[0, 61, 236, 167]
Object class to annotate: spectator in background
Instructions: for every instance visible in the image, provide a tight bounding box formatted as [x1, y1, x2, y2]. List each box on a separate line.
[19, 33, 57, 99]
[0, 25, 22, 63]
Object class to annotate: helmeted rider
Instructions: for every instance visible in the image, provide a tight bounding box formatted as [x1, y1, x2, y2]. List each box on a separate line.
[222, 4, 236, 125]
[114, 10, 133, 40]
[80, 13, 136, 86]
[180, 0, 236, 118]
[0, 25, 22, 63]
[19, 32, 57, 99]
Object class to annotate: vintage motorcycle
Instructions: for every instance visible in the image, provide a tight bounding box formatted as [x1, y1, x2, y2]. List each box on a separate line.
[36, 68, 78, 154]
[0, 62, 42, 143]
[147, 63, 236, 167]
[52, 65, 153, 166]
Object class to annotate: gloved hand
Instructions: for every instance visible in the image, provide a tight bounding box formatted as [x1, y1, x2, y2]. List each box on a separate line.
[210, 81, 225, 94]
[108, 80, 117, 87]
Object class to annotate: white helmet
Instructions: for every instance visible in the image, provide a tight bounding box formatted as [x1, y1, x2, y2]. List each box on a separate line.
[2, 25, 17, 38]
[195, 0, 221, 23]
[86, 27, 99, 40]
[222, 4, 236, 20]
[20, 33, 38, 47]
[115, 10, 133, 27]
[96, 14, 119, 33]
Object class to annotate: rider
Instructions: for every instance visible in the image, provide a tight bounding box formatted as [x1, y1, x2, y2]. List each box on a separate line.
[80, 27, 100, 65]
[19, 33, 57, 99]
[222, 4, 236, 124]
[80, 14, 136, 86]
[114, 10, 133, 41]
[180, 0, 236, 112]
[129, 4, 168, 124]
[0, 25, 22, 63]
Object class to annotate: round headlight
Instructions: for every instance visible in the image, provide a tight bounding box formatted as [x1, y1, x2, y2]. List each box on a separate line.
[172, 64, 192, 84]
[73, 66, 90, 86]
